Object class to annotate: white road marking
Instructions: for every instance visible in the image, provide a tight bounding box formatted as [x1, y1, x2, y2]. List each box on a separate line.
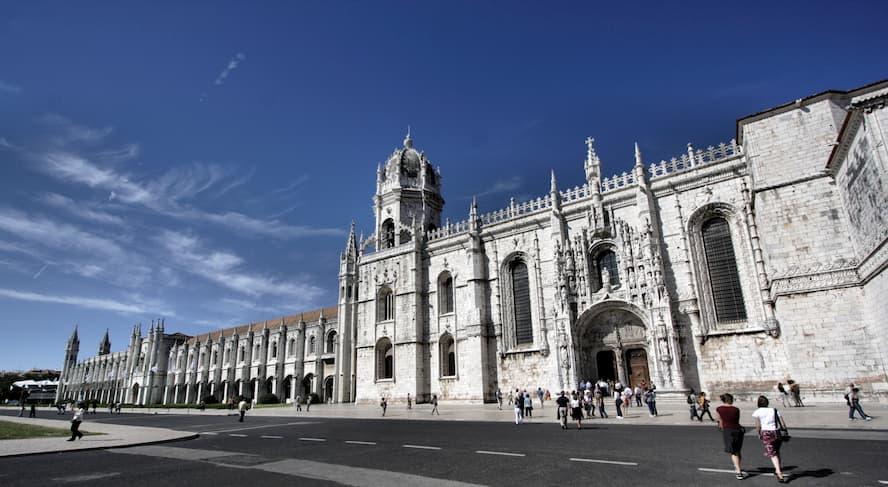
[403, 444, 442, 450]
[258, 457, 484, 486]
[299, 437, 326, 442]
[345, 440, 377, 445]
[200, 432, 218, 435]
[229, 434, 247, 437]
[877, 481, 888, 485]
[475, 450, 525, 457]
[201, 421, 319, 434]
[261, 435, 283, 439]
[570, 457, 637, 466]
[52, 472, 120, 483]
[698, 468, 736, 474]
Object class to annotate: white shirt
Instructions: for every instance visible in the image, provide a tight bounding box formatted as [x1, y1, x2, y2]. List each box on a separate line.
[752, 407, 782, 431]
[72, 408, 84, 422]
[570, 398, 580, 408]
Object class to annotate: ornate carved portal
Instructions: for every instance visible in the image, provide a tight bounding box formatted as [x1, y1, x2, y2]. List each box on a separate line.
[573, 304, 650, 387]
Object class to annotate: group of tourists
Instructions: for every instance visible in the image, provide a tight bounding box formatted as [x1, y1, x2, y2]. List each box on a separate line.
[774, 380, 804, 408]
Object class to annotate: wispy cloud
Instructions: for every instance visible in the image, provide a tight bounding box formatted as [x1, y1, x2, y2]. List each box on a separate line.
[0, 80, 22, 94]
[0, 288, 169, 315]
[270, 175, 310, 195]
[41, 114, 113, 145]
[32, 263, 48, 279]
[38, 192, 125, 226]
[471, 176, 522, 198]
[0, 207, 124, 258]
[158, 230, 323, 305]
[214, 52, 246, 86]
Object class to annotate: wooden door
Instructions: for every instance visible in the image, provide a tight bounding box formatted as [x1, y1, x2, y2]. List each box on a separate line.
[626, 348, 650, 388]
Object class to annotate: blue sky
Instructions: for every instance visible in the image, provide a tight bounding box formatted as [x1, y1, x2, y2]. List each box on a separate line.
[1, 1, 885, 371]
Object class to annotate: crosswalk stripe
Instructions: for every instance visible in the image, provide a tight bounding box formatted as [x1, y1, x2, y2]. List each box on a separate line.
[402, 444, 441, 450]
[345, 440, 377, 445]
[475, 450, 524, 457]
[261, 435, 283, 439]
[229, 434, 247, 437]
[299, 437, 326, 442]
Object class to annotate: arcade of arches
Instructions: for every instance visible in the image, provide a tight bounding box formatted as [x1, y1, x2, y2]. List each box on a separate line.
[573, 304, 652, 389]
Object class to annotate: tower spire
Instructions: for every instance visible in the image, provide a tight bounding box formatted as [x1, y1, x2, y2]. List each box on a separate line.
[68, 324, 79, 345]
[634, 142, 643, 168]
[403, 126, 413, 148]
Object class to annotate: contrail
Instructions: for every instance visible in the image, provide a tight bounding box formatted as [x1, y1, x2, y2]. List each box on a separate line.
[33, 263, 48, 279]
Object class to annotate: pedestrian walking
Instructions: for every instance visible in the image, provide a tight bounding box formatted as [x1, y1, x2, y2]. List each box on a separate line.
[306, 394, 313, 412]
[643, 386, 658, 417]
[775, 382, 789, 407]
[514, 389, 524, 425]
[115, 402, 121, 414]
[407, 393, 412, 410]
[614, 386, 624, 419]
[524, 393, 533, 418]
[380, 397, 387, 416]
[28, 403, 36, 418]
[716, 393, 748, 480]
[295, 395, 302, 411]
[556, 391, 570, 430]
[634, 385, 643, 407]
[109, 403, 114, 414]
[238, 398, 248, 422]
[431, 394, 440, 415]
[507, 390, 514, 406]
[787, 380, 804, 407]
[570, 391, 583, 430]
[752, 396, 789, 483]
[622, 386, 632, 410]
[537, 387, 545, 409]
[56, 402, 64, 415]
[583, 389, 594, 418]
[698, 392, 715, 421]
[846, 386, 873, 421]
[496, 388, 503, 410]
[688, 388, 701, 421]
[594, 383, 608, 418]
[67, 403, 84, 441]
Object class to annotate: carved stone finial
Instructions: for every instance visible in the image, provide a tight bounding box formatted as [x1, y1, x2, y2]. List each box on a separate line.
[634, 142, 643, 168]
[403, 126, 413, 148]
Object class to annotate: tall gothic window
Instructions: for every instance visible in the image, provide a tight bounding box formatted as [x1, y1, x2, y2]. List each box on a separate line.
[376, 338, 393, 380]
[289, 338, 296, 357]
[701, 217, 747, 323]
[438, 272, 454, 314]
[510, 260, 533, 345]
[239, 346, 245, 362]
[440, 334, 456, 377]
[326, 331, 337, 354]
[309, 336, 316, 355]
[271, 341, 278, 359]
[381, 219, 395, 249]
[377, 286, 394, 321]
[595, 250, 620, 289]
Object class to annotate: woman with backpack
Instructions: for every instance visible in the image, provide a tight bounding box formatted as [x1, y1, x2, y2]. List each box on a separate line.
[698, 392, 715, 422]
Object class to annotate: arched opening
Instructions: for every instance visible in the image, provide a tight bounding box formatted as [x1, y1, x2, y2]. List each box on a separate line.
[574, 302, 649, 385]
[438, 272, 454, 314]
[381, 219, 395, 249]
[282, 375, 292, 401]
[377, 286, 394, 322]
[302, 374, 314, 399]
[249, 378, 258, 400]
[131, 383, 140, 403]
[509, 260, 533, 345]
[288, 338, 296, 357]
[326, 331, 337, 354]
[376, 338, 393, 380]
[271, 341, 278, 359]
[308, 336, 317, 355]
[265, 377, 274, 395]
[440, 333, 456, 377]
[323, 376, 334, 403]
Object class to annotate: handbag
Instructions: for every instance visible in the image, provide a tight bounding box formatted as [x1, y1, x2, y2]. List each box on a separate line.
[774, 408, 791, 442]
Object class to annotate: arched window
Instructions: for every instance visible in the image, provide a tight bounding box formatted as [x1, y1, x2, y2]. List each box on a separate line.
[254, 344, 260, 361]
[510, 260, 534, 345]
[595, 250, 620, 289]
[271, 341, 278, 359]
[211, 350, 217, 365]
[381, 219, 395, 249]
[309, 336, 317, 355]
[377, 286, 394, 322]
[326, 331, 337, 354]
[289, 338, 296, 357]
[438, 272, 454, 314]
[701, 217, 747, 322]
[376, 338, 394, 380]
[440, 334, 456, 377]
[238, 346, 245, 362]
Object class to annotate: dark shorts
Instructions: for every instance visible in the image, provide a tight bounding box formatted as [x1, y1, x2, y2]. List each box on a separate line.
[722, 428, 744, 454]
[571, 407, 583, 420]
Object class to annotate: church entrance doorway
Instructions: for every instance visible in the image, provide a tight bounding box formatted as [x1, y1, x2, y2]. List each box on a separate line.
[302, 374, 315, 399]
[625, 348, 650, 388]
[574, 301, 651, 386]
[323, 376, 334, 403]
[596, 351, 617, 381]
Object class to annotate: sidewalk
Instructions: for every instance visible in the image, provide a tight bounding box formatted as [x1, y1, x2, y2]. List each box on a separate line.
[46, 398, 884, 431]
[0, 415, 197, 458]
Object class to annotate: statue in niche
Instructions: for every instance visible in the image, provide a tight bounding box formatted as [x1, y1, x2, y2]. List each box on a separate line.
[601, 266, 611, 292]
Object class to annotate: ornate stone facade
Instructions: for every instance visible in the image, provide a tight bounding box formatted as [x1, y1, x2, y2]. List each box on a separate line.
[59, 80, 888, 405]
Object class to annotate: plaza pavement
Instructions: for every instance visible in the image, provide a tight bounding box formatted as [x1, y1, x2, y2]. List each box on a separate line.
[0, 397, 884, 458]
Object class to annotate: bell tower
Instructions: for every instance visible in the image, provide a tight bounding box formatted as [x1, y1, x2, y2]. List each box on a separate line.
[374, 130, 444, 250]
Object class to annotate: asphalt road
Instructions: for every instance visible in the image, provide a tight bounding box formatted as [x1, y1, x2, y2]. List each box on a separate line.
[2, 410, 887, 486]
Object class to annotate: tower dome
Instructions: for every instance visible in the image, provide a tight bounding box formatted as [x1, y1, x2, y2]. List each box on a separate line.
[382, 130, 435, 185]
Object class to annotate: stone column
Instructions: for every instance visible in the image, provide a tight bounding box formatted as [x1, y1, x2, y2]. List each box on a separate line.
[162, 386, 169, 405]
[290, 376, 297, 402]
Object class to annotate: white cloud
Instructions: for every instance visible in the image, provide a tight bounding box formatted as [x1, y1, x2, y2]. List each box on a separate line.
[0, 288, 164, 315]
[0, 80, 22, 94]
[158, 230, 323, 304]
[38, 192, 125, 226]
[0, 207, 124, 258]
[214, 52, 246, 86]
[41, 114, 113, 144]
[32, 263, 48, 279]
[473, 176, 522, 198]
[270, 175, 310, 195]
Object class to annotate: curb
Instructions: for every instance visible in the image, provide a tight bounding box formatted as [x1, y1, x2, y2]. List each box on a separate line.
[0, 433, 200, 459]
